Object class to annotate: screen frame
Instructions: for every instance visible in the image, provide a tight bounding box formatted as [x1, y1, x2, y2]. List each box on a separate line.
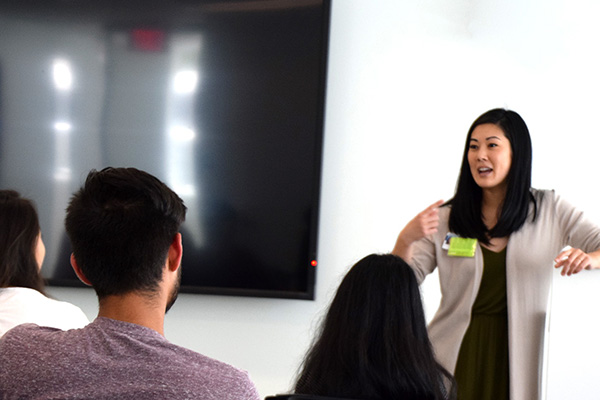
[0, 0, 331, 300]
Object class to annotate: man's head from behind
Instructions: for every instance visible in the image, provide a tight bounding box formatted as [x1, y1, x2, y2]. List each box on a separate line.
[65, 167, 186, 299]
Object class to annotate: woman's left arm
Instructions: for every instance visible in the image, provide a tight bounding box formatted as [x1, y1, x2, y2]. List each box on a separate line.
[553, 192, 600, 276]
[554, 248, 600, 276]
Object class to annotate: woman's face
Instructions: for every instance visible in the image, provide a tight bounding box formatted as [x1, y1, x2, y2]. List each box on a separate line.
[467, 123, 513, 191]
[34, 232, 46, 270]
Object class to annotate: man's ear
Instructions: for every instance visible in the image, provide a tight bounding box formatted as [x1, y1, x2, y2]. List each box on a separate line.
[167, 233, 183, 272]
[70, 253, 93, 286]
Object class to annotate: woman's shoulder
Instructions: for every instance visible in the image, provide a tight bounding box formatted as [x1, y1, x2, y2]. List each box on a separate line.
[0, 286, 45, 302]
[531, 188, 554, 198]
[529, 188, 582, 219]
[1, 287, 81, 314]
[530, 188, 557, 207]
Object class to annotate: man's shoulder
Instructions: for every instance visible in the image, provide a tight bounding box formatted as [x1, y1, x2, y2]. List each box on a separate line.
[121, 329, 259, 397]
[159, 339, 251, 379]
[0, 323, 70, 379]
[88, 318, 251, 377]
[96, 321, 260, 399]
[164, 348, 260, 399]
[1, 323, 62, 345]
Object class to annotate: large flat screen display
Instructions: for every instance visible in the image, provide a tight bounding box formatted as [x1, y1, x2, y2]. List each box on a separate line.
[0, 0, 330, 299]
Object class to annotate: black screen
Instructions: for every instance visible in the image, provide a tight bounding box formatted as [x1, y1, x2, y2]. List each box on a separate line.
[0, 0, 329, 299]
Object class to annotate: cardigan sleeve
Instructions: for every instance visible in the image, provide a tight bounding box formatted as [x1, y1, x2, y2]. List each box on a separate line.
[553, 192, 600, 252]
[408, 207, 452, 284]
[409, 235, 438, 284]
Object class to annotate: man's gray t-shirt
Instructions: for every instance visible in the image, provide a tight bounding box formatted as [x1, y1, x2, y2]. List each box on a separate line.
[0, 317, 260, 400]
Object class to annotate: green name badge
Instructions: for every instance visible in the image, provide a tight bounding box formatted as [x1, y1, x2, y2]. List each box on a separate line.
[448, 237, 477, 257]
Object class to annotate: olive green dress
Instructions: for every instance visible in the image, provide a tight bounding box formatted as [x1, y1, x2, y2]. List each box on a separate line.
[454, 246, 510, 400]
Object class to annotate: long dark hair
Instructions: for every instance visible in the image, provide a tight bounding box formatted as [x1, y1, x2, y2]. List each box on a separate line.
[295, 254, 455, 400]
[448, 108, 537, 244]
[0, 190, 46, 294]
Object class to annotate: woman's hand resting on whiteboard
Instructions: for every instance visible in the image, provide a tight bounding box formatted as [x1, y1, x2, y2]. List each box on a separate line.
[554, 248, 600, 276]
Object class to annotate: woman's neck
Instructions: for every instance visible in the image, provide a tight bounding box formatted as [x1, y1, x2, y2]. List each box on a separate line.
[480, 188, 509, 251]
[481, 186, 507, 229]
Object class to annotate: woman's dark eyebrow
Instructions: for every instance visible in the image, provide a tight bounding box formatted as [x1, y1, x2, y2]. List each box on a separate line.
[470, 136, 502, 142]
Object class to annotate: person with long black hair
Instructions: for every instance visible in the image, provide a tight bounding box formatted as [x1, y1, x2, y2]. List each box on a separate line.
[294, 253, 456, 400]
[392, 108, 600, 400]
[0, 190, 88, 336]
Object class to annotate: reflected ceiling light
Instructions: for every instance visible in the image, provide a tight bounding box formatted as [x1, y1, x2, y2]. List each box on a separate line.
[173, 70, 198, 94]
[53, 167, 72, 182]
[53, 59, 73, 91]
[169, 126, 196, 141]
[174, 184, 196, 197]
[53, 121, 72, 132]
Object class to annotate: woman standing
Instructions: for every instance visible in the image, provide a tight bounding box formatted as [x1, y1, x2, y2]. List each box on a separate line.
[0, 190, 88, 336]
[392, 109, 600, 400]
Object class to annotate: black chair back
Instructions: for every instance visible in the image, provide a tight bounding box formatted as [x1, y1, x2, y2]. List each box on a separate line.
[265, 395, 362, 400]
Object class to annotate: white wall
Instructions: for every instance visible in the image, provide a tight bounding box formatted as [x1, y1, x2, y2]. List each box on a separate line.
[49, 0, 600, 398]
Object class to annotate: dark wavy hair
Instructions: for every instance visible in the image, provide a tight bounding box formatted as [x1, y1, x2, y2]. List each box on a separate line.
[448, 108, 538, 244]
[294, 254, 456, 400]
[0, 190, 46, 294]
[65, 167, 186, 299]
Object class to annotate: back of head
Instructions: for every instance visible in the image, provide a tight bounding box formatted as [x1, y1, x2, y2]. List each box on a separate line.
[295, 254, 454, 400]
[0, 190, 45, 293]
[65, 167, 186, 298]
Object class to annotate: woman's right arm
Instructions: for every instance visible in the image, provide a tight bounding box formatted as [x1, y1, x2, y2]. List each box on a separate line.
[392, 199, 444, 261]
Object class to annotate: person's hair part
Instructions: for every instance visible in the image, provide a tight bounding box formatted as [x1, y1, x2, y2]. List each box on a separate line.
[448, 108, 537, 244]
[0, 190, 46, 294]
[295, 253, 455, 400]
[65, 167, 186, 299]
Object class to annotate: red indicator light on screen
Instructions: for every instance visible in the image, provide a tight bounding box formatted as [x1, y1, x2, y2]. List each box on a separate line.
[311, 260, 318, 267]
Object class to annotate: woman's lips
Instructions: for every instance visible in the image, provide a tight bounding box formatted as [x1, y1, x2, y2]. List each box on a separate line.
[478, 167, 492, 176]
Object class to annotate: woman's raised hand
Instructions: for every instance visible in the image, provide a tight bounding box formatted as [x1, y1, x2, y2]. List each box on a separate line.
[393, 200, 444, 260]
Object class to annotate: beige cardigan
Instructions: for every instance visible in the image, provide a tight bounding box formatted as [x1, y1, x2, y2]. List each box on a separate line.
[409, 190, 600, 400]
